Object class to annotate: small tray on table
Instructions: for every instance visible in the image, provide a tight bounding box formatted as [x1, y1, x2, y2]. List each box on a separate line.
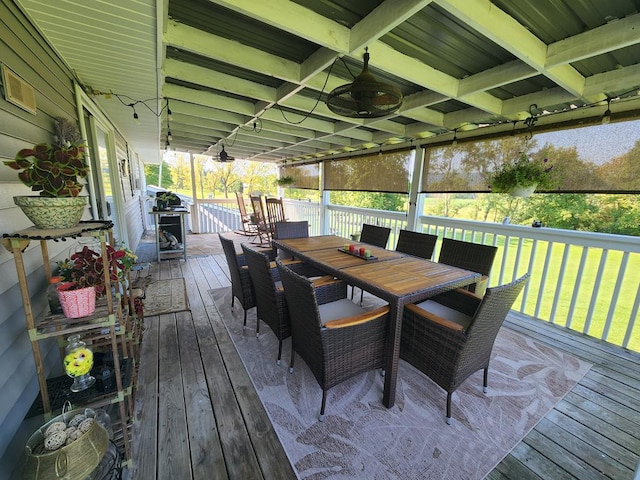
[337, 247, 378, 261]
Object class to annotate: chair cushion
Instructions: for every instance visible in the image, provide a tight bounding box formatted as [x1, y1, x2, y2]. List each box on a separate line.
[318, 299, 366, 326]
[413, 299, 473, 330]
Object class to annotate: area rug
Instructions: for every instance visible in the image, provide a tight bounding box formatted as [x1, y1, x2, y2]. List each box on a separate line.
[143, 278, 189, 316]
[209, 287, 591, 480]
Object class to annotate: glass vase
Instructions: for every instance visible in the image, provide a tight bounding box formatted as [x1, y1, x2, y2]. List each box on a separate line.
[63, 334, 96, 392]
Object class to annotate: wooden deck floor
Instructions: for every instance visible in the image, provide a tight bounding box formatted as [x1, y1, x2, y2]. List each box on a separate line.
[129, 234, 640, 480]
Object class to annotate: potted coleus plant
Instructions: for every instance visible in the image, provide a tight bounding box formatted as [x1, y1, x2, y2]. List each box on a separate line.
[3, 117, 90, 229]
[489, 152, 556, 197]
[56, 244, 127, 318]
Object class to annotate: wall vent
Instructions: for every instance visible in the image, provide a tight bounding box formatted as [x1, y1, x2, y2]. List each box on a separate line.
[1, 65, 37, 114]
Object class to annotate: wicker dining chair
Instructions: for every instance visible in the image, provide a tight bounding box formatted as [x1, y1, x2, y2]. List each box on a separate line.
[400, 273, 529, 424]
[395, 229, 438, 260]
[438, 238, 498, 296]
[276, 259, 389, 421]
[241, 244, 343, 364]
[273, 220, 309, 259]
[351, 223, 392, 301]
[218, 233, 255, 327]
[359, 223, 391, 248]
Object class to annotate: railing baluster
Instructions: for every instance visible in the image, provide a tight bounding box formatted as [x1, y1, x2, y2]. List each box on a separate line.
[566, 246, 589, 330]
[584, 249, 608, 335]
[550, 244, 570, 325]
[603, 252, 628, 341]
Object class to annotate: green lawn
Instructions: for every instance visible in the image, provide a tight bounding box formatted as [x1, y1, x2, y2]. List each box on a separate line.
[456, 232, 640, 352]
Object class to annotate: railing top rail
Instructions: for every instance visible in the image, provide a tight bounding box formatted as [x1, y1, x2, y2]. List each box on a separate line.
[327, 203, 408, 221]
[420, 215, 640, 252]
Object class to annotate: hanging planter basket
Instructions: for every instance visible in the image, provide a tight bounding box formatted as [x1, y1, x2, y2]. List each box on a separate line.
[509, 184, 537, 198]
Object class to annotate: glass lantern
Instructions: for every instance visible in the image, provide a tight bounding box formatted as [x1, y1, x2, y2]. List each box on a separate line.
[63, 334, 96, 392]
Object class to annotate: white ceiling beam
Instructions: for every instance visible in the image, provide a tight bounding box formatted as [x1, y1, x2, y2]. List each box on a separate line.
[209, 0, 350, 53]
[546, 13, 640, 67]
[349, 0, 434, 51]
[435, 0, 589, 102]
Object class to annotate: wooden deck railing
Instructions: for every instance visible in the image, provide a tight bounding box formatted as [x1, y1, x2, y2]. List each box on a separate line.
[185, 197, 640, 352]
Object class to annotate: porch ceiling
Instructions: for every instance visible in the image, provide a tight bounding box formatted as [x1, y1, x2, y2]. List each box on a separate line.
[16, 0, 640, 164]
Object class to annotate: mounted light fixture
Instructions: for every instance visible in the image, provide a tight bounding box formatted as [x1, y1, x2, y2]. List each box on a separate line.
[326, 48, 403, 118]
[217, 145, 235, 162]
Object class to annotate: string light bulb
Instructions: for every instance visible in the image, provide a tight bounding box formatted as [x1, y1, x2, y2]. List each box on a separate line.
[166, 98, 173, 121]
[167, 129, 172, 142]
[452, 129, 458, 146]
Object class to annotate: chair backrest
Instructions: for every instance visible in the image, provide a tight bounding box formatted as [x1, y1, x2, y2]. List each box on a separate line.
[461, 274, 529, 363]
[359, 223, 391, 248]
[438, 238, 497, 276]
[249, 195, 266, 225]
[273, 221, 309, 240]
[241, 243, 289, 338]
[276, 261, 324, 370]
[218, 233, 254, 308]
[236, 192, 249, 218]
[395, 230, 438, 259]
[265, 197, 286, 226]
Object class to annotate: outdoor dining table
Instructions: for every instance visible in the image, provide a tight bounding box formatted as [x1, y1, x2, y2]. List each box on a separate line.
[272, 234, 481, 408]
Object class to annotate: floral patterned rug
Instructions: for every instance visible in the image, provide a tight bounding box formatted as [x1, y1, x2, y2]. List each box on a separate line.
[210, 287, 591, 480]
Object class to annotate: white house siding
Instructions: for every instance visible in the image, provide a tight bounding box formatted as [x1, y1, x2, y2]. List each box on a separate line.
[0, 1, 146, 476]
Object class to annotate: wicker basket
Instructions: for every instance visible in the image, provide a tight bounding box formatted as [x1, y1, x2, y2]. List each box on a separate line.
[23, 408, 108, 480]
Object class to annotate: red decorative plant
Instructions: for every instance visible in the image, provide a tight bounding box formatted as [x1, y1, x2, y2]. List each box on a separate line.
[3, 117, 90, 197]
[58, 245, 127, 295]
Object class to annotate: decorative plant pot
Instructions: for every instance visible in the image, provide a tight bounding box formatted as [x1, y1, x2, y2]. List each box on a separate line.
[13, 195, 87, 229]
[57, 283, 96, 319]
[510, 185, 536, 198]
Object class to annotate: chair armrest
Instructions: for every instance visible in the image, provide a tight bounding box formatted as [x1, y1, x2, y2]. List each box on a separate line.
[430, 288, 482, 317]
[324, 306, 389, 329]
[270, 258, 302, 268]
[404, 304, 465, 332]
[311, 275, 340, 288]
[469, 276, 488, 297]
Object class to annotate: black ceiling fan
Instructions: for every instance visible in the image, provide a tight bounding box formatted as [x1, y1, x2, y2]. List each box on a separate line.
[326, 48, 403, 119]
[214, 145, 235, 162]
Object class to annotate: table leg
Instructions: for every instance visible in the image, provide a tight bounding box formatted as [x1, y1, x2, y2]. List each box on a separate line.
[181, 213, 187, 261]
[154, 214, 160, 262]
[383, 299, 403, 408]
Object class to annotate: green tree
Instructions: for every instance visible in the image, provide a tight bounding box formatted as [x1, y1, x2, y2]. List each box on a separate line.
[217, 163, 242, 198]
[145, 161, 173, 188]
[596, 139, 640, 190]
[171, 155, 191, 190]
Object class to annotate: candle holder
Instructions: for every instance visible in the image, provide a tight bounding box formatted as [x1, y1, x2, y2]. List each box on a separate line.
[63, 334, 96, 392]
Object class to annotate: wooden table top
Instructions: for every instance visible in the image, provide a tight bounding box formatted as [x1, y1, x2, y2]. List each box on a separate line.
[272, 233, 481, 409]
[274, 235, 349, 252]
[342, 257, 479, 297]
